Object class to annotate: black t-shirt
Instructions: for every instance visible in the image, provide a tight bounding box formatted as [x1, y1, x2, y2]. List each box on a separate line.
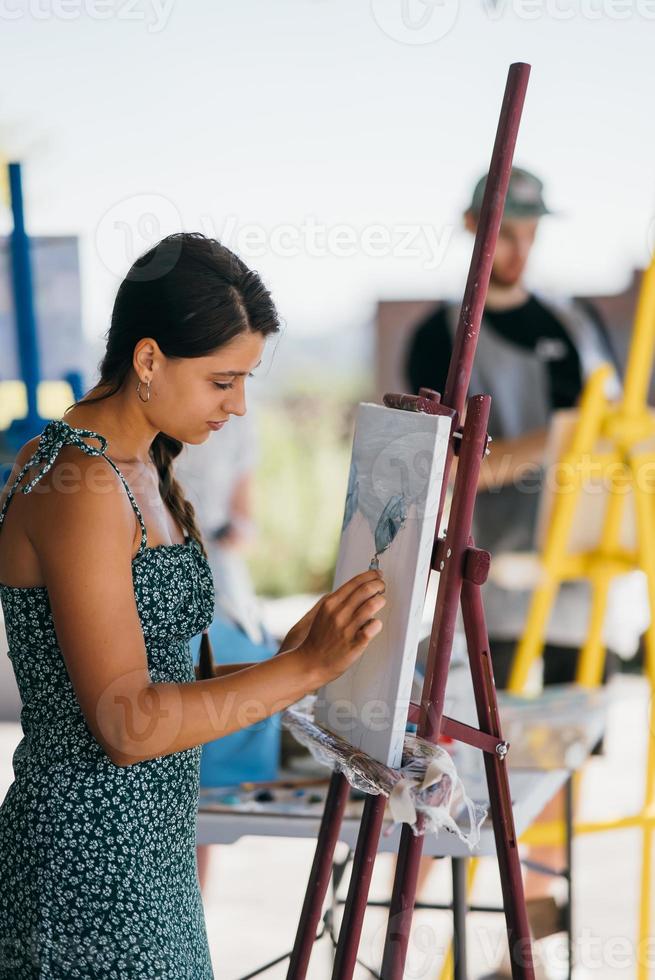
[404, 294, 618, 410]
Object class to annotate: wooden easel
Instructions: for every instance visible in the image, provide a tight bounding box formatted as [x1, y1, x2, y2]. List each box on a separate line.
[506, 253, 655, 980]
[285, 62, 536, 979]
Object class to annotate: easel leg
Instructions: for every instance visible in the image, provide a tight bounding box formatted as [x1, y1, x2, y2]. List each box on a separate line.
[287, 771, 350, 979]
[461, 578, 535, 980]
[330, 794, 387, 979]
[380, 821, 426, 978]
[327, 847, 353, 961]
[379, 579, 535, 980]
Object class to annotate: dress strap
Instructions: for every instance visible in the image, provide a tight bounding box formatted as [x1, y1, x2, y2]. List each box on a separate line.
[0, 419, 149, 560]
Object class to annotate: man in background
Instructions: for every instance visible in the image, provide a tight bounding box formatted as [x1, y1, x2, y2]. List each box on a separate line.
[406, 165, 621, 689]
[404, 167, 623, 977]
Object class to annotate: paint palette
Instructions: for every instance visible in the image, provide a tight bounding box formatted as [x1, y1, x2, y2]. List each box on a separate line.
[198, 779, 368, 818]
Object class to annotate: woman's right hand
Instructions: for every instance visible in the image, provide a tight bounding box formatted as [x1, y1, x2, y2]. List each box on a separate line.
[298, 569, 386, 685]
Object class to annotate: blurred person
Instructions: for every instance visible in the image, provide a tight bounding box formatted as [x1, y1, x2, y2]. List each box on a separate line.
[176, 409, 262, 642]
[406, 166, 622, 688]
[404, 168, 622, 976]
[175, 410, 279, 893]
[0, 232, 387, 979]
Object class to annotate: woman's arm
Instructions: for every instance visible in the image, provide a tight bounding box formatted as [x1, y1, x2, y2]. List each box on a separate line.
[195, 662, 258, 679]
[34, 451, 385, 767]
[193, 595, 326, 679]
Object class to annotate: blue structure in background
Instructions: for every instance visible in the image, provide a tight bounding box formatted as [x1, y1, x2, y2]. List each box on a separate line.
[189, 616, 281, 788]
[63, 370, 85, 403]
[5, 162, 50, 451]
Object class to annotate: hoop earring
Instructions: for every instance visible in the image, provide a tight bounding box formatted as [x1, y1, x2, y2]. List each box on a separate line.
[136, 379, 151, 403]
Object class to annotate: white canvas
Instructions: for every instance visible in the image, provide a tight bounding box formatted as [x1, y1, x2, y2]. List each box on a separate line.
[314, 402, 451, 769]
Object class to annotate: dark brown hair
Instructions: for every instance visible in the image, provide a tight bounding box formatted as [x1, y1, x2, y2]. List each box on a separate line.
[68, 232, 280, 557]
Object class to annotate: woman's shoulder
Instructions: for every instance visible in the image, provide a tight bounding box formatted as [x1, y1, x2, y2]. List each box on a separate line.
[5, 423, 104, 485]
[5, 427, 110, 493]
[4, 426, 135, 540]
[11, 433, 42, 472]
[0, 434, 42, 509]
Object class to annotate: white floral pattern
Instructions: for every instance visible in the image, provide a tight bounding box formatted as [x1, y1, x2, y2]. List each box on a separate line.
[0, 421, 216, 978]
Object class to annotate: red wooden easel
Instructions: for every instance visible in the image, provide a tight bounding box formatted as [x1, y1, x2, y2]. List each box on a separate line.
[287, 62, 536, 980]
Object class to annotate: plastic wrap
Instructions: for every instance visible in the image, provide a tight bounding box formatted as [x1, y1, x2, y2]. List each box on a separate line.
[282, 697, 487, 850]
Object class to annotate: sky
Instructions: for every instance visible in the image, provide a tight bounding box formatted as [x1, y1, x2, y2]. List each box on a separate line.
[1, 0, 655, 376]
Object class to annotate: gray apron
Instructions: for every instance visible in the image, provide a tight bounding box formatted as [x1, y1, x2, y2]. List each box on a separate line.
[443, 293, 621, 643]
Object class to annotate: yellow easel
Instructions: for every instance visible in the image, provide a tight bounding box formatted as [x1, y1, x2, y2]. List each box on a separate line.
[509, 254, 655, 980]
[438, 258, 655, 979]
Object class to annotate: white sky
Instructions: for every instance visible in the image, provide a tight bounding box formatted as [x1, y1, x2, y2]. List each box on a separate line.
[1, 0, 654, 350]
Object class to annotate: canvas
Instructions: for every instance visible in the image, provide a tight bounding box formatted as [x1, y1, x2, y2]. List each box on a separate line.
[314, 402, 451, 768]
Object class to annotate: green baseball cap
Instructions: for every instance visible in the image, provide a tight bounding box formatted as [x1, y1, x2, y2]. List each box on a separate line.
[468, 166, 552, 219]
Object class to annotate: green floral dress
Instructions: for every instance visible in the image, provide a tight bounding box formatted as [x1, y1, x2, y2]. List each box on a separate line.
[0, 420, 216, 979]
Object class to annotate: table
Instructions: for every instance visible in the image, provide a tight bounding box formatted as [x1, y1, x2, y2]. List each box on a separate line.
[0, 680, 607, 979]
[197, 768, 573, 979]
[197, 684, 608, 978]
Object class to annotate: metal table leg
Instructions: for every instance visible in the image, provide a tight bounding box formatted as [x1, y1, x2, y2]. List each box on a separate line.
[452, 856, 468, 980]
[564, 775, 573, 980]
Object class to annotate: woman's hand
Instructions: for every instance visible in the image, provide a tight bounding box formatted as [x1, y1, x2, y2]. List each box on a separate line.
[277, 596, 327, 655]
[295, 569, 386, 685]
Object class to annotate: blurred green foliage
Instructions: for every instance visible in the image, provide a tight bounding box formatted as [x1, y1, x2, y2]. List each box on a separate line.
[247, 376, 370, 597]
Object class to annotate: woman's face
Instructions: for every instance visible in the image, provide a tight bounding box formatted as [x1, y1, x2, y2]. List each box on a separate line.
[144, 331, 267, 444]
